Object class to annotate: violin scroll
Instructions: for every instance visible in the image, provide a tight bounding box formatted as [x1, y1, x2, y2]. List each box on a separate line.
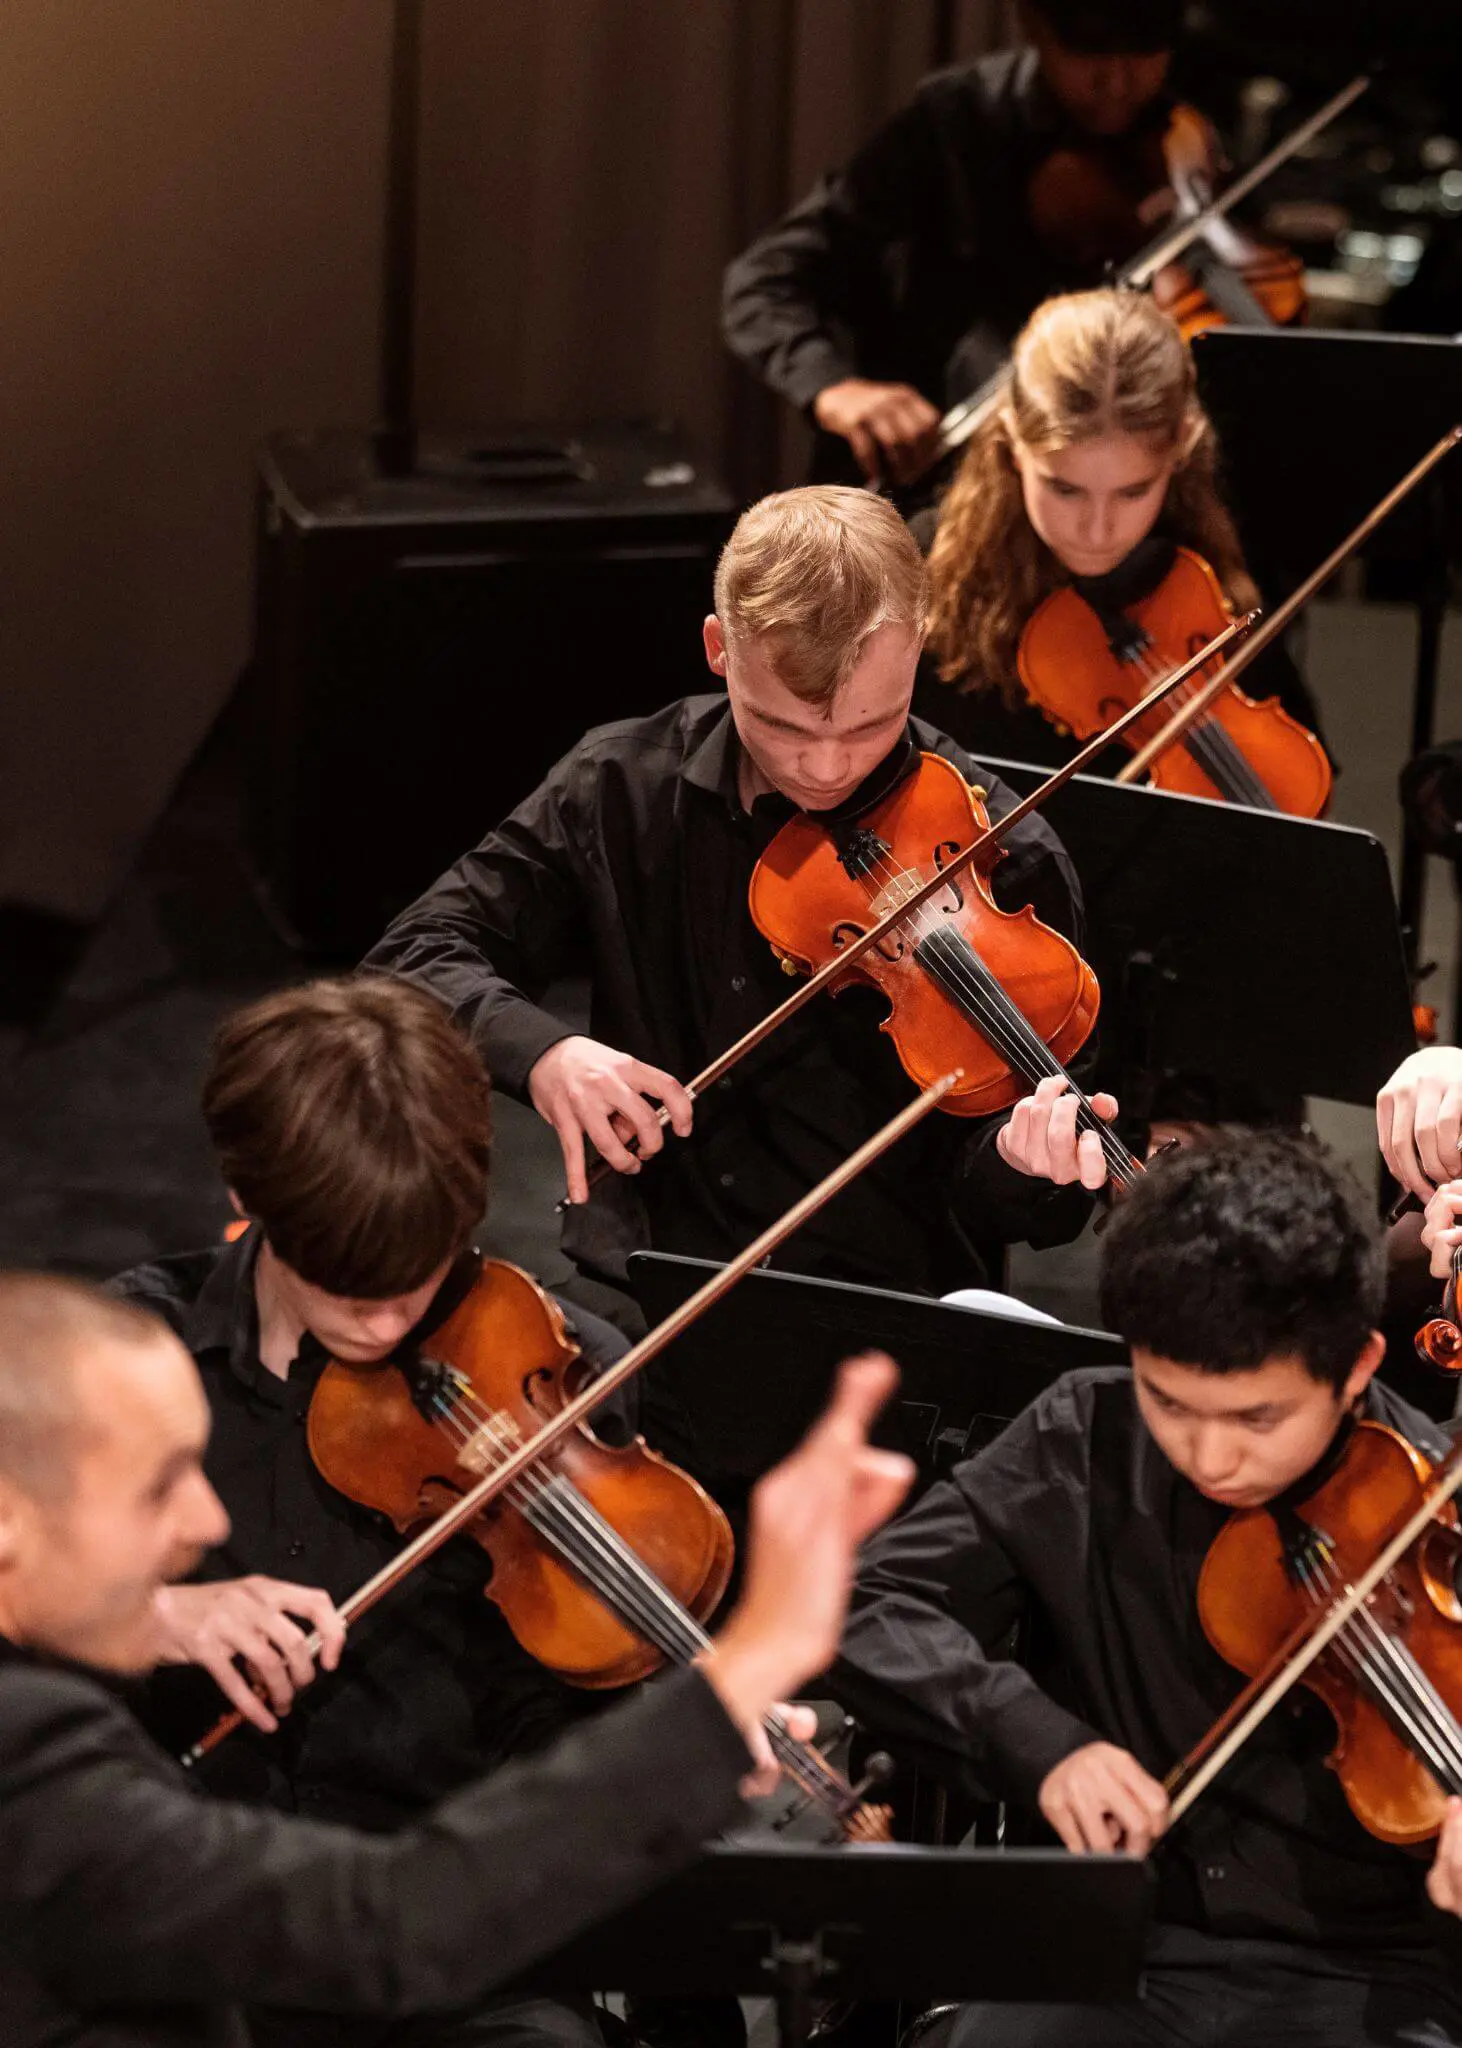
[1416, 1246, 1462, 1374]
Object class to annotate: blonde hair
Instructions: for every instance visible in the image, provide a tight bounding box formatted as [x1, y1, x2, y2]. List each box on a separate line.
[927, 290, 1258, 704]
[714, 485, 930, 707]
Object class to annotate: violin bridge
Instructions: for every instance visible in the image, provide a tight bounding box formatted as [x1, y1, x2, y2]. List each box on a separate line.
[456, 1408, 523, 1476]
[868, 869, 927, 923]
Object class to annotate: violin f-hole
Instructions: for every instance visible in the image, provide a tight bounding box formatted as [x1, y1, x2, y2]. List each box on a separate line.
[931, 839, 967, 915]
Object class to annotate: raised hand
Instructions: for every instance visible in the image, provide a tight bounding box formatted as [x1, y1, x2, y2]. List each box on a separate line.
[699, 1354, 913, 1751]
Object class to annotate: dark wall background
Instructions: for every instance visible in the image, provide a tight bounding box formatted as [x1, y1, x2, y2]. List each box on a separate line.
[4, 0, 1450, 933]
[0, 0, 1007, 932]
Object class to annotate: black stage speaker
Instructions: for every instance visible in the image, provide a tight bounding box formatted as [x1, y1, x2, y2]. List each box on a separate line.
[246, 421, 736, 954]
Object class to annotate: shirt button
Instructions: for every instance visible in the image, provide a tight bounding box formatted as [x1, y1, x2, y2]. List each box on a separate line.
[287, 1540, 305, 1560]
[730, 975, 746, 993]
[719, 1172, 735, 1189]
[1204, 1864, 1226, 1882]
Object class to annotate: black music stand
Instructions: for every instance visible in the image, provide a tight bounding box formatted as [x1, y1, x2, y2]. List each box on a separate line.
[628, 1253, 1124, 1483]
[1192, 326, 1462, 970]
[516, 1842, 1150, 2048]
[980, 758, 1415, 1111]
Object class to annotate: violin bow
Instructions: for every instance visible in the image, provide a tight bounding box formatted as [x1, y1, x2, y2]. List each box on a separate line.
[1114, 426, 1462, 789]
[560, 608, 1256, 1211]
[1164, 1434, 1462, 1825]
[935, 75, 1370, 459]
[182, 1068, 960, 1767]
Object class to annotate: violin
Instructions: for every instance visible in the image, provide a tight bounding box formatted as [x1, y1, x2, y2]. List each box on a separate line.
[1017, 546, 1332, 815]
[1018, 430, 1462, 819]
[1028, 103, 1306, 343]
[1185, 1418, 1462, 1844]
[748, 748, 1144, 1189]
[309, 1256, 732, 1689]
[308, 1256, 893, 1840]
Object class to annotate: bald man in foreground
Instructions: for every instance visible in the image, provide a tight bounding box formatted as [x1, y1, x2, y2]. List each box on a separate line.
[0, 1274, 912, 2047]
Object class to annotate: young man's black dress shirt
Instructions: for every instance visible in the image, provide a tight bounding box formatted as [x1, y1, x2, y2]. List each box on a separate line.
[363, 695, 1093, 1306]
[833, 1364, 1456, 1955]
[113, 1232, 628, 1828]
[722, 49, 1173, 479]
[0, 1638, 748, 2048]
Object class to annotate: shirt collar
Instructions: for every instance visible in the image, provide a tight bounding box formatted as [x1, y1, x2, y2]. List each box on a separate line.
[678, 699, 920, 826]
[180, 1228, 331, 1401]
[179, 1227, 264, 1387]
[679, 700, 743, 802]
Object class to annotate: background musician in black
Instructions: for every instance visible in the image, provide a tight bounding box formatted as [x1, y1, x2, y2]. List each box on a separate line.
[722, 0, 1182, 488]
[365, 488, 1094, 1333]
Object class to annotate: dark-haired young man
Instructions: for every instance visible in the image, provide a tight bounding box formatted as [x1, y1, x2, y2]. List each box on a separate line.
[833, 1132, 1462, 2045]
[723, 0, 1183, 488]
[112, 975, 638, 2048]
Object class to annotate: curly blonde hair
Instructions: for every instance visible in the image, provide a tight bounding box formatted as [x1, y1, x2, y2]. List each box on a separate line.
[927, 290, 1258, 706]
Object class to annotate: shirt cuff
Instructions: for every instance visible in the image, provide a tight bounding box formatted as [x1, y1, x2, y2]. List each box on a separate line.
[983, 1685, 1100, 1806]
[779, 339, 858, 414]
[485, 1001, 579, 1098]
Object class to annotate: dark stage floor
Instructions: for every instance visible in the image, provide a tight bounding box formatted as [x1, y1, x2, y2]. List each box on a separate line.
[0, 712, 573, 1290]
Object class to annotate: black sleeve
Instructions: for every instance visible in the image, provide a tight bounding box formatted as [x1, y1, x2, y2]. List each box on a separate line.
[361, 747, 594, 1099]
[831, 1406, 1097, 1803]
[3, 1663, 749, 2015]
[721, 92, 959, 410]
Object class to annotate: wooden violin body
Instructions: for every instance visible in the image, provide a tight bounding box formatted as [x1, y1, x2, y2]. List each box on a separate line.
[1198, 1421, 1462, 1844]
[1018, 548, 1332, 816]
[748, 751, 1099, 1119]
[308, 1259, 733, 1688]
[1027, 102, 1306, 341]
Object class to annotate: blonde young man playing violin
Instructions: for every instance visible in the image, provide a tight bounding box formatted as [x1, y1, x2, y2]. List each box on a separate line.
[367, 486, 1093, 1333]
[0, 1271, 912, 2048]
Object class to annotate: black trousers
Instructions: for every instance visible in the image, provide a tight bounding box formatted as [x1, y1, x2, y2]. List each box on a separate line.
[248, 1989, 605, 2048]
[918, 1926, 1462, 2048]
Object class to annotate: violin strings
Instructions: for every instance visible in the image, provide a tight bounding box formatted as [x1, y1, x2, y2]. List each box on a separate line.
[859, 839, 1142, 1186]
[1126, 641, 1278, 811]
[852, 840, 1143, 1190]
[431, 1394, 848, 1807]
[436, 1394, 854, 1815]
[1293, 1544, 1462, 1794]
[1129, 645, 1271, 804]
[426, 1382, 858, 1823]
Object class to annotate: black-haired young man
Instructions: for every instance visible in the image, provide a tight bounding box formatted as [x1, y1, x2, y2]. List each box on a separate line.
[833, 1132, 1462, 2046]
[723, 0, 1184, 489]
